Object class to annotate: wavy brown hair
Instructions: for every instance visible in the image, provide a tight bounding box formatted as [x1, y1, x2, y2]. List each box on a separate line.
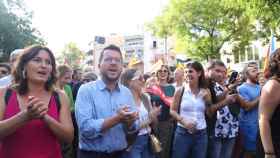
[12, 45, 57, 95]
[156, 65, 171, 83]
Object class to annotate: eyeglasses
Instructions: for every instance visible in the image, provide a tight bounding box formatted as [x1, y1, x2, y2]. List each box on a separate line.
[82, 79, 92, 83]
[0, 70, 8, 75]
[158, 70, 168, 73]
[103, 57, 122, 64]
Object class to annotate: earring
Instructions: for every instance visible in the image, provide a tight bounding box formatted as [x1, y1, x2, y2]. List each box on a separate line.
[22, 69, 27, 79]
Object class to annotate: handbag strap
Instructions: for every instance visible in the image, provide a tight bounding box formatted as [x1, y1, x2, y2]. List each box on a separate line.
[177, 87, 185, 114]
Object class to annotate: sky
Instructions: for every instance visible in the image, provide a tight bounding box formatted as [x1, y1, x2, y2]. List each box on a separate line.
[24, 0, 169, 52]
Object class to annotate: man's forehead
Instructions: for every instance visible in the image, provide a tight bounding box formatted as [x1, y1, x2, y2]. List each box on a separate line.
[248, 66, 258, 70]
[214, 65, 226, 71]
[103, 49, 121, 57]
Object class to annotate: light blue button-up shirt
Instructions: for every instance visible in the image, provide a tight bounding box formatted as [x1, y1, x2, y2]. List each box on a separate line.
[75, 79, 136, 153]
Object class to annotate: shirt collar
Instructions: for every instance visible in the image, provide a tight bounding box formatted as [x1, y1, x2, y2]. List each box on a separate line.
[97, 79, 120, 92]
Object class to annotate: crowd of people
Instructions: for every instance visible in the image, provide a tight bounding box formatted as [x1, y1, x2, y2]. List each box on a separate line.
[0, 44, 279, 158]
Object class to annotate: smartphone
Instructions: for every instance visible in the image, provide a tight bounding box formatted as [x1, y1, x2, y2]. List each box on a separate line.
[228, 71, 238, 84]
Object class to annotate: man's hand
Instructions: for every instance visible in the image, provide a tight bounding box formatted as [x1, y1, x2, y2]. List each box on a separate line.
[225, 94, 238, 105]
[117, 106, 139, 127]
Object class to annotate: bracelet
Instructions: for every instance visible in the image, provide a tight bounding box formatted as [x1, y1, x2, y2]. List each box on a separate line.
[265, 152, 275, 155]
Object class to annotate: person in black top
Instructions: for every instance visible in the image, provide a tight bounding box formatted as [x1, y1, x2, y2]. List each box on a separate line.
[259, 48, 280, 158]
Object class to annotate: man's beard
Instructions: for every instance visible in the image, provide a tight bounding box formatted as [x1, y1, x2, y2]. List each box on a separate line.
[249, 75, 258, 84]
[101, 71, 121, 83]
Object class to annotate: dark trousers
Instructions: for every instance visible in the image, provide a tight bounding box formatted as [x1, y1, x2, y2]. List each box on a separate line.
[77, 149, 124, 158]
[154, 119, 174, 158]
[72, 111, 78, 158]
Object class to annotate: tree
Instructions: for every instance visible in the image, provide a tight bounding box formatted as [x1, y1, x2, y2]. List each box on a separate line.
[149, 0, 256, 61]
[0, 0, 45, 62]
[245, 0, 280, 40]
[57, 42, 85, 69]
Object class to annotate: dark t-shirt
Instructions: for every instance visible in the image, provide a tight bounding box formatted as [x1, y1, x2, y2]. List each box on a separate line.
[149, 84, 175, 121]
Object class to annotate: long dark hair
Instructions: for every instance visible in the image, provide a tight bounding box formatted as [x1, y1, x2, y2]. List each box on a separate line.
[269, 48, 280, 78]
[185, 61, 206, 88]
[13, 45, 57, 95]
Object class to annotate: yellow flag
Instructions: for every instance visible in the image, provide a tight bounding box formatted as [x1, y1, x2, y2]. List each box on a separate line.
[128, 57, 141, 68]
[176, 62, 184, 70]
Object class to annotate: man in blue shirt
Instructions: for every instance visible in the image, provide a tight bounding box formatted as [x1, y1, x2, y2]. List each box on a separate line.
[237, 62, 261, 158]
[75, 45, 138, 158]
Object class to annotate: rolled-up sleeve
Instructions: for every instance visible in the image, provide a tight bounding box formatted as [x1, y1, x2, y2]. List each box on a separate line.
[75, 85, 104, 139]
[238, 86, 250, 102]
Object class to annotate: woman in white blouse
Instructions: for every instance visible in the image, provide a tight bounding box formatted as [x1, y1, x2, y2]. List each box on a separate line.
[170, 61, 211, 158]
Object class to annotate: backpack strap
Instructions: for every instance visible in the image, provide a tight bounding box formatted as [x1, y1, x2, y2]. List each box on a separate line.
[53, 91, 61, 112]
[4, 88, 13, 106]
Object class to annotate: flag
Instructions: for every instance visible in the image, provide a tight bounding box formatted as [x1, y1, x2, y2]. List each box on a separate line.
[264, 35, 277, 78]
[176, 62, 184, 70]
[128, 57, 141, 68]
[271, 35, 277, 55]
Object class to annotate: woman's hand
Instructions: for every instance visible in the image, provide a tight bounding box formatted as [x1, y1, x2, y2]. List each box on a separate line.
[181, 118, 197, 134]
[23, 96, 48, 120]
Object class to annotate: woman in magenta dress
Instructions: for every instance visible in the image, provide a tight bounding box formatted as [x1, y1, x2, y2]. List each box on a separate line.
[0, 45, 74, 158]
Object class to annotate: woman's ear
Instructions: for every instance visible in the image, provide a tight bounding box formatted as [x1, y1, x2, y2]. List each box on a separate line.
[127, 80, 132, 88]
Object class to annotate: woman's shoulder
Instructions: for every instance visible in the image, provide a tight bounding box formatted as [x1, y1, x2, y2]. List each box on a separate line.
[263, 79, 280, 93]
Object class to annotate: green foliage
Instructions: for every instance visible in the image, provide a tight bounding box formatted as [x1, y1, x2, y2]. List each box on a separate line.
[57, 42, 85, 69]
[0, 0, 45, 62]
[149, 0, 280, 61]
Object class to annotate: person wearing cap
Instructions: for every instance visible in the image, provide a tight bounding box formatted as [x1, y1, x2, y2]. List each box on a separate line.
[0, 49, 23, 88]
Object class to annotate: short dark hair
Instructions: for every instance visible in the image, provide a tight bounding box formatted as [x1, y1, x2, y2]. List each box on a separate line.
[0, 63, 11, 73]
[99, 45, 122, 63]
[185, 61, 206, 88]
[206, 60, 226, 70]
[13, 45, 57, 95]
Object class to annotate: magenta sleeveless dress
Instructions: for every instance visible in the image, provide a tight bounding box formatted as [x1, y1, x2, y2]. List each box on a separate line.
[0, 91, 62, 158]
